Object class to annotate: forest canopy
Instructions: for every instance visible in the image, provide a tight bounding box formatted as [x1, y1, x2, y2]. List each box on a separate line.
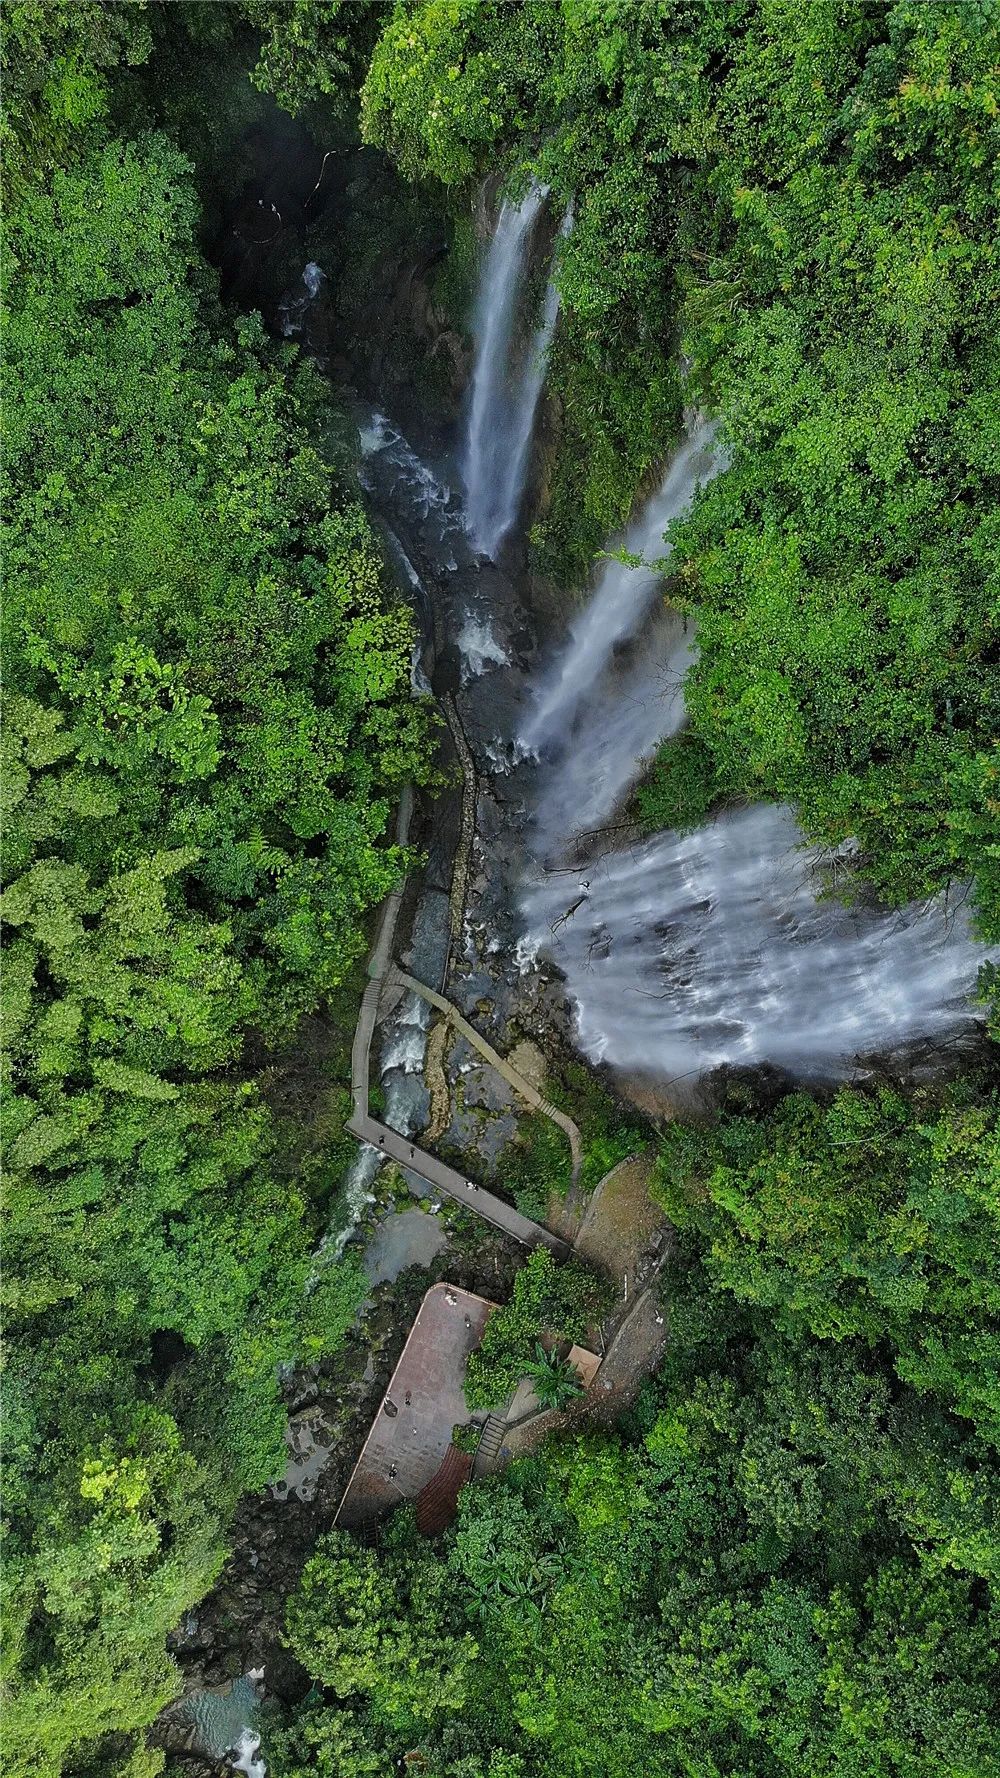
[2, 27, 429, 1776]
[276, 1238, 1000, 1778]
[2, 4, 998, 1778]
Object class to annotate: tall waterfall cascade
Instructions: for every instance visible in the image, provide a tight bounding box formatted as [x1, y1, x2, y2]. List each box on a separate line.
[315, 157, 989, 1145]
[519, 425, 991, 1080]
[461, 183, 568, 560]
[521, 419, 717, 849]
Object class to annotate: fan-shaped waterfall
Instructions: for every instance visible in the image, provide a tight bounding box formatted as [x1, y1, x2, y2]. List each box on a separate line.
[521, 804, 985, 1081]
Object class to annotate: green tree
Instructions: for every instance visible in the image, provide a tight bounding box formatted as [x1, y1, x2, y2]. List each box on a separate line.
[523, 1343, 583, 1412]
[464, 1248, 605, 1412]
[3, 104, 423, 1778]
[655, 1079, 1000, 1445]
[284, 1524, 478, 1732]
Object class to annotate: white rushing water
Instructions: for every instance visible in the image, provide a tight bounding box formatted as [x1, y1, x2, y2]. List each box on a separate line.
[302, 261, 325, 298]
[521, 418, 717, 850]
[521, 418, 717, 756]
[458, 614, 510, 683]
[359, 409, 459, 534]
[232, 1731, 266, 1778]
[531, 599, 696, 852]
[491, 201, 574, 558]
[522, 805, 986, 1080]
[382, 992, 431, 1074]
[462, 183, 566, 559]
[518, 423, 991, 1079]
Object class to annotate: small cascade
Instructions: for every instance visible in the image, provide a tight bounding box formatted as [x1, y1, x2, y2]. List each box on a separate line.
[359, 409, 459, 536]
[279, 261, 327, 338]
[458, 614, 510, 683]
[233, 1731, 266, 1778]
[382, 993, 431, 1074]
[462, 183, 567, 559]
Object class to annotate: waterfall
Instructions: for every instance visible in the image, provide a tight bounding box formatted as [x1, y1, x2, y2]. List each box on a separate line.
[462, 183, 565, 559]
[530, 597, 695, 854]
[521, 419, 717, 758]
[348, 349, 990, 1087]
[522, 806, 987, 1081]
[495, 202, 574, 557]
[521, 419, 718, 850]
[520, 425, 992, 1080]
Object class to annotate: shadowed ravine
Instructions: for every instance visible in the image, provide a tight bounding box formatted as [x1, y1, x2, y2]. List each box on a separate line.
[365, 191, 992, 1091]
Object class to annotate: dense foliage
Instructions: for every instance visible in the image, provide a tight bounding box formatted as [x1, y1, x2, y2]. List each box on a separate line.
[355, 0, 1000, 941]
[276, 1254, 1000, 1777]
[1, 25, 429, 1778]
[4, 5, 999, 1777]
[655, 1079, 1000, 1447]
[463, 1248, 605, 1412]
[274, 1087, 999, 1778]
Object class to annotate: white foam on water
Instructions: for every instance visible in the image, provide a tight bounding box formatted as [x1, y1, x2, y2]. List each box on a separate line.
[522, 802, 989, 1080]
[232, 1730, 266, 1778]
[458, 614, 510, 683]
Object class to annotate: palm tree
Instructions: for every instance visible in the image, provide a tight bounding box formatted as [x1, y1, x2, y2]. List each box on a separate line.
[525, 1343, 583, 1411]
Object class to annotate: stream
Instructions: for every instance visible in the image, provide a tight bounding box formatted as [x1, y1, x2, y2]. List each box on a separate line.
[350, 190, 991, 1110]
[173, 165, 993, 1778]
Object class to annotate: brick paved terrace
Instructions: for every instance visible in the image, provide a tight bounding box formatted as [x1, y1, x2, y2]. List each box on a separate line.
[335, 1283, 494, 1531]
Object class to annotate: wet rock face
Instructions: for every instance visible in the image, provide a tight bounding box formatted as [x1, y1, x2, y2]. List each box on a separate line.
[267, 1406, 337, 1506]
[277, 263, 337, 366]
[400, 275, 472, 407]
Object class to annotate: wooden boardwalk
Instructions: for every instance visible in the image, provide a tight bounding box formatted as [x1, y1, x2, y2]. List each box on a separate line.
[345, 1104, 568, 1253]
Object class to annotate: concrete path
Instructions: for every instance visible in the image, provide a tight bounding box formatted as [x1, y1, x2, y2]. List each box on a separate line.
[347, 789, 568, 1255]
[345, 1105, 568, 1252]
[439, 690, 477, 985]
[350, 786, 413, 1128]
[390, 967, 583, 1183]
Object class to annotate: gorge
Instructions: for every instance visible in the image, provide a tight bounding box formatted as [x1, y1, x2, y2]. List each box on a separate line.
[5, 10, 999, 1778]
[345, 198, 992, 1128]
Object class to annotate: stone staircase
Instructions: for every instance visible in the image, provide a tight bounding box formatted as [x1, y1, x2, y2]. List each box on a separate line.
[472, 1413, 507, 1478]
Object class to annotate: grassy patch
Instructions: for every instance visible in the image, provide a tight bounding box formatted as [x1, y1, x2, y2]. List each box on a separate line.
[554, 1060, 648, 1193]
[502, 1112, 573, 1220]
